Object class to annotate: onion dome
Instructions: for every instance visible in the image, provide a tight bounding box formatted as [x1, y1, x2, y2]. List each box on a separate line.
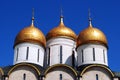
[46, 16, 77, 41]
[14, 17, 46, 47]
[77, 19, 108, 48]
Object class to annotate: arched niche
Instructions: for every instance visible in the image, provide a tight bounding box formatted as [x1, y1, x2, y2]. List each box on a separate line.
[44, 64, 77, 80]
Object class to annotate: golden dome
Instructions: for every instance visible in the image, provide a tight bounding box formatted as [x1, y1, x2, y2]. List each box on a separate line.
[14, 23, 46, 47]
[77, 23, 108, 48]
[46, 16, 77, 41]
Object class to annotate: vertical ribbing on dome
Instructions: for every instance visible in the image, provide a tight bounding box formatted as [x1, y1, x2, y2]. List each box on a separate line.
[88, 9, 93, 27]
[31, 8, 35, 27]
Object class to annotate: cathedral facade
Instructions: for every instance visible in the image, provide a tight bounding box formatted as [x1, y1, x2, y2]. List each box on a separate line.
[0, 13, 120, 80]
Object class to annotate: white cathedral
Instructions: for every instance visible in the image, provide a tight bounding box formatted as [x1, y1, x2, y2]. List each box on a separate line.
[0, 11, 120, 80]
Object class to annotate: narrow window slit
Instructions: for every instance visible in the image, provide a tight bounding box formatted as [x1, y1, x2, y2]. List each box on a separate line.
[82, 49, 84, 63]
[26, 47, 29, 60]
[72, 50, 75, 67]
[23, 73, 26, 80]
[37, 49, 40, 62]
[93, 48, 95, 61]
[60, 46, 62, 63]
[16, 48, 19, 61]
[60, 74, 62, 80]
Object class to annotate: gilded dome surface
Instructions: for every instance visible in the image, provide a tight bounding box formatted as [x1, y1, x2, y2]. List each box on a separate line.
[77, 24, 108, 48]
[46, 17, 77, 41]
[14, 24, 46, 47]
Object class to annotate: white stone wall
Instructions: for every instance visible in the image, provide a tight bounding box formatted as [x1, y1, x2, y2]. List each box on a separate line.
[113, 77, 119, 80]
[81, 67, 112, 80]
[8, 66, 38, 80]
[77, 44, 108, 66]
[46, 38, 76, 66]
[14, 42, 45, 66]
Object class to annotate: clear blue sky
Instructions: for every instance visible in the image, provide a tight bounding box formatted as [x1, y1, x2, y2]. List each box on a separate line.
[0, 0, 120, 71]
